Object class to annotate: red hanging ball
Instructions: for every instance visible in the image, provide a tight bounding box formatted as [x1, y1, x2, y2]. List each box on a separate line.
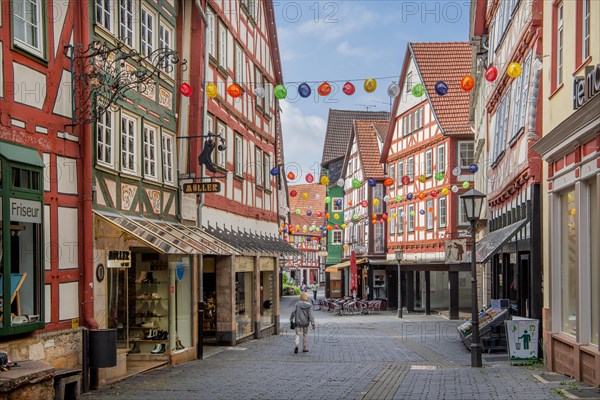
[179, 83, 193, 97]
[485, 66, 498, 82]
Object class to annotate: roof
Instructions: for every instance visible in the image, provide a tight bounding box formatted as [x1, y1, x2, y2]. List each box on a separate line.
[206, 224, 299, 256]
[0, 141, 45, 167]
[321, 109, 390, 166]
[288, 183, 326, 236]
[410, 42, 472, 136]
[352, 120, 387, 179]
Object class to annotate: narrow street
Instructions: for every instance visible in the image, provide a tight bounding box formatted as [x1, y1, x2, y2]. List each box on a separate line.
[85, 295, 562, 400]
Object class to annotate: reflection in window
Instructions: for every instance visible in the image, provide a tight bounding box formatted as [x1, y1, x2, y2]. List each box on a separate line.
[561, 190, 577, 336]
[260, 270, 274, 326]
[235, 271, 254, 338]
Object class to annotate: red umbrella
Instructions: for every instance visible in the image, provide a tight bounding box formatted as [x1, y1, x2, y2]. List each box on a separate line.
[350, 250, 358, 295]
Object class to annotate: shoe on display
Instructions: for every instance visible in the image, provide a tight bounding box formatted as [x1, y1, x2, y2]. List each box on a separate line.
[143, 272, 154, 284]
[129, 343, 140, 354]
[146, 329, 158, 339]
[175, 338, 184, 350]
[157, 344, 166, 354]
[151, 293, 161, 300]
[136, 271, 148, 283]
[141, 321, 156, 328]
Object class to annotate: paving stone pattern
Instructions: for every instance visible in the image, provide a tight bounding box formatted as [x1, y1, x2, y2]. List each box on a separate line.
[85, 295, 563, 400]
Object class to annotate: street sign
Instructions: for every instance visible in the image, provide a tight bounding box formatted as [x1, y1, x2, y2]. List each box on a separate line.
[183, 182, 221, 193]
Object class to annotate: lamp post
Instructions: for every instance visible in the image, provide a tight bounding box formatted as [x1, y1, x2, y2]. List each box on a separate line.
[395, 249, 403, 318]
[461, 188, 486, 368]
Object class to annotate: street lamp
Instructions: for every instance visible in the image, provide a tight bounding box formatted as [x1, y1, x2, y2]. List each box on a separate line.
[461, 188, 486, 368]
[394, 249, 403, 318]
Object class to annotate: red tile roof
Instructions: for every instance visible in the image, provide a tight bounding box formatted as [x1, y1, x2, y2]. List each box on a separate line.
[410, 42, 473, 136]
[288, 183, 326, 235]
[353, 120, 387, 179]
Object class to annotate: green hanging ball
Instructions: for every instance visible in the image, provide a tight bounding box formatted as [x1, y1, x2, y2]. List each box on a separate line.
[324, 196, 331, 204]
[462, 181, 470, 189]
[412, 83, 425, 97]
[395, 195, 402, 202]
[352, 178, 361, 189]
[435, 171, 445, 181]
[274, 84, 287, 99]
[353, 214, 358, 220]
[295, 208, 301, 215]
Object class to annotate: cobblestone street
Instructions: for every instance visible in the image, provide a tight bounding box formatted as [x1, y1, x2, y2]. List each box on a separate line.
[85, 295, 565, 400]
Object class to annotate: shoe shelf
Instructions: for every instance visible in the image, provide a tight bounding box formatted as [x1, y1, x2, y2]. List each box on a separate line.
[135, 298, 167, 301]
[129, 339, 169, 343]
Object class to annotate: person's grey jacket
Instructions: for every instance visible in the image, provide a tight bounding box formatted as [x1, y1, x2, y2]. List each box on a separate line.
[290, 301, 315, 327]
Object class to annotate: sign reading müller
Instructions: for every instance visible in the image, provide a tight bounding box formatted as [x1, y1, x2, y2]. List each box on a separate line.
[10, 198, 42, 223]
[183, 182, 221, 193]
[573, 63, 600, 110]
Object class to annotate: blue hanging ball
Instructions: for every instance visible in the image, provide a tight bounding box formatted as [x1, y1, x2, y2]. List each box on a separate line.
[335, 199, 342, 207]
[407, 193, 413, 200]
[419, 209, 425, 215]
[270, 166, 280, 176]
[298, 82, 311, 98]
[434, 81, 448, 96]
[469, 164, 479, 173]
[306, 210, 312, 216]
[368, 178, 377, 187]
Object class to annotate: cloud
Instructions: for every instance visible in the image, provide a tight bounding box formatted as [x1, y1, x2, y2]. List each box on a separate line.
[280, 102, 327, 175]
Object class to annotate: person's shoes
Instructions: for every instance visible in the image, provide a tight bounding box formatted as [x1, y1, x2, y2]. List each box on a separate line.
[303, 349, 309, 353]
[294, 347, 298, 354]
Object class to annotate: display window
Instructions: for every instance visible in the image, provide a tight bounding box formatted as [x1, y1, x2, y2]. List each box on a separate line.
[235, 271, 254, 338]
[560, 189, 577, 336]
[172, 255, 192, 349]
[260, 270, 274, 326]
[590, 179, 598, 345]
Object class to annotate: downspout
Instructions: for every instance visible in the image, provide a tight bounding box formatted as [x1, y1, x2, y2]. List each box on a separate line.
[80, 0, 98, 329]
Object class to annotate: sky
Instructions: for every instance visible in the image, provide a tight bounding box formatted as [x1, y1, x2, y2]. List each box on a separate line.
[274, 0, 470, 179]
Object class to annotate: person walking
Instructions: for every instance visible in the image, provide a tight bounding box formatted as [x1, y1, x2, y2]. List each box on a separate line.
[311, 283, 319, 301]
[290, 292, 315, 353]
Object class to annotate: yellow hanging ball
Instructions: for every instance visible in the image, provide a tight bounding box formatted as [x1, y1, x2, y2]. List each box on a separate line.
[301, 192, 309, 200]
[441, 188, 449, 195]
[206, 83, 218, 98]
[320, 176, 329, 185]
[364, 79, 377, 93]
[507, 62, 522, 78]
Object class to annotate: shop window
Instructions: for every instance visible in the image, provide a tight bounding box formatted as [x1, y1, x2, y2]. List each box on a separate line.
[173, 256, 192, 349]
[560, 189, 577, 336]
[260, 270, 274, 326]
[589, 180, 598, 345]
[236, 271, 254, 338]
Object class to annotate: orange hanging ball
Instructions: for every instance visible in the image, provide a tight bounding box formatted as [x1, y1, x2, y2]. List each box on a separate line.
[227, 84, 242, 98]
[384, 177, 394, 187]
[318, 82, 332, 96]
[461, 76, 475, 91]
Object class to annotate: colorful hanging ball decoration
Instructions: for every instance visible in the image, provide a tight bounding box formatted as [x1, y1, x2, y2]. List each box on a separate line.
[270, 166, 280, 176]
[372, 213, 377, 220]
[452, 167, 462, 176]
[418, 192, 426, 200]
[320, 175, 329, 185]
[361, 200, 368, 208]
[274, 84, 287, 99]
[451, 185, 459, 193]
[382, 213, 388, 220]
[333, 213, 340, 220]
[335, 199, 342, 207]
[435, 171, 445, 181]
[327, 225, 333, 231]
[430, 190, 438, 198]
[364, 79, 377, 93]
[301, 192, 309, 200]
[419, 209, 425, 215]
[298, 82, 312, 98]
[334, 224, 340, 229]
[409, 210, 416, 217]
[441, 188, 449, 195]
[353, 214, 359, 220]
[434, 81, 448, 96]
[290, 190, 297, 197]
[324, 196, 331, 204]
[254, 86, 265, 98]
[412, 83, 425, 97]
[325, 212, 330, 219]
[570, 208, 576, 216]
[428, 207, 434, 213]
[305, 173, 314, 183]
[295, 209, 301, 215]
[306, 210, 312, 216]
[401, 175, 410, 185]
[352, 178, 361, 188]
[287, 171, 296, 180]
[337, 178, 345, 187]
[395, 194, 402, 202]
[317, 211, 323, 217]
[418, 175, 427, 183]
[384, 177, 395, 187]
[391, 213, 397, 219]
[383, 195, 390, 203]
[373, 198, 380, 207]
[368, 178, 377, 187]
[179, 83, 193, 97]
[342, 81, 356, 95]
[387, 83, 400, 98]
[318, 82, 332, 96]
[206, 83, 218, 98]
[469, 164, 479, 173]
[406, 193, 413, 200]
[462, 181, 470, 189]
[341, 223, 347, 229]
[460, 75, 475, 91]
[485, 66, 498, 82]
[507, 62, 522, 78]
[348, 200, 353, 206]
[227, 84, 242, 98]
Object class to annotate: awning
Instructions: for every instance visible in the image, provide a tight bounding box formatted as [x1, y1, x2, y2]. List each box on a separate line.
[205, 224, 300, 256]
[465, 218, 529, 263]
[325, 258, 367, 271]
[0, 141, 45, 167]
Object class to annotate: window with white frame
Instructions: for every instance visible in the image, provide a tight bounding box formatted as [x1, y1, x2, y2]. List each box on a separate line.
[373, 184, 383, 214]
[255, 68, 265, 110]
[512, 52, 532, 139]
[438, 196, 447, 227]
[397, 160, 404, 185]
[374, 223, 384, 253]
[159, 23, 173, 73]
[407, 156, 414, 181]
[493, 92, 510, 161]
[426, 199, 433, 230]
[414, 107, 422, 130]
[519, 52, 532, 129]
[406, 71, 413, 92]
[13, 0, 44, 57]
[255, 147, 263, 187]
[143, 126, 157, 178]
[207, 8, 215, 57]
[458, 142, 474, 168]
[140, 7, 154, 57]
[162, 134, 174, 184]
[437, 144, 445, 173]
[408, 204, 415, 232]
[121, 115, 137, 173]
[97, 109, 113, 166]
[217, 121, 227, 168]
[389, 164, 395, 186]
[557, 1, 563, 86]
[119, 0, 134, 47]
[263, 153, 271, 190]
[457, 197, 469, 226]
[332, 230, 342, 245]
[96, 0, 112, 31]
[583, 0, 590, 60]
[332, 197, 343, 212]
[218, 22, 227, 67]
[235, 43, 244, 84]
[235, 134, 243, 177]
[425, 149, 433, 177]
[397, 207, 404, 233]
[205, 114, 214, 162]
[390, 215, 396, 234]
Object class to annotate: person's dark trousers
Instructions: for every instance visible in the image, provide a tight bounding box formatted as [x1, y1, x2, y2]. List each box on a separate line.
[313, 291, 318, 300]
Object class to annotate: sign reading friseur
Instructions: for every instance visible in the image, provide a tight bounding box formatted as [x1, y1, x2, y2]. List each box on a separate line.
[9, 198, 42, 224]
[573, 63, 600, 110]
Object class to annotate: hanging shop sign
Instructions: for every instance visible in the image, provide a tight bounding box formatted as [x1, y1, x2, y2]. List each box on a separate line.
[107, 250, 131, 268]
[573, 63, 600, 110]
[10, 198, 42, 223]
[183, 182, 221, 193]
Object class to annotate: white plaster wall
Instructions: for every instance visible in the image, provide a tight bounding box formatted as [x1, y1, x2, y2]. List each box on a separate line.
[57, 156, 78, 194]
[59, 281, 79, 320]
[58, 206, 78, 269]
[13, 62, 46, 109]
